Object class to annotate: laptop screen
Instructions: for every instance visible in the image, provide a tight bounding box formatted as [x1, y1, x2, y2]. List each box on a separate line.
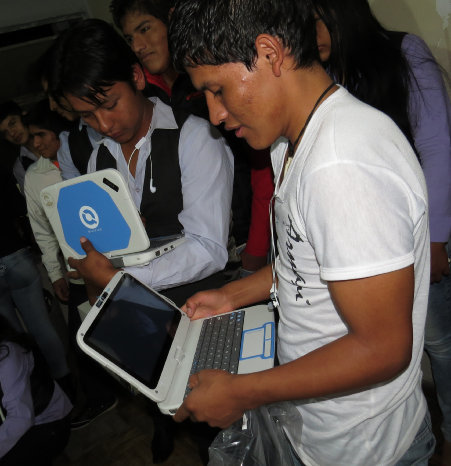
[83, 274, 181, 389]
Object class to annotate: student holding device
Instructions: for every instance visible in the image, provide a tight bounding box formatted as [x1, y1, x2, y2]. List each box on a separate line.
[47, 18, 233, 300]
[47, 19, 233, 462]
[168, 0, 434, 464]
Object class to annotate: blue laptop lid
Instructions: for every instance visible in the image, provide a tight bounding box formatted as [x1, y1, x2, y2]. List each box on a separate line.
[58, 180, 131, 255]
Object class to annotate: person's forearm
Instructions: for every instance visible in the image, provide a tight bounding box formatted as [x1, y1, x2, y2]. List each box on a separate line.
[222, 264, 273, 309]
[229, 326, 411, 411]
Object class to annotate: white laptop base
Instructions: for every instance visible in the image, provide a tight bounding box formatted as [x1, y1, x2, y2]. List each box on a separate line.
[77, 271, 275, 415]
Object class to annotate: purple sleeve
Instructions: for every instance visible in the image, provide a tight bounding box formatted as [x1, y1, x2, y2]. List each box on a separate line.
[403, 34, 451, 242]
[0, 344, 34, 458]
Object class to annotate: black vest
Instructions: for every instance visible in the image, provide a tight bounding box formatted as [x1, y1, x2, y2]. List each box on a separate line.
[67, 123, 93, 176]
[95, 110, 189, 238]
[0, 344, 54, 421]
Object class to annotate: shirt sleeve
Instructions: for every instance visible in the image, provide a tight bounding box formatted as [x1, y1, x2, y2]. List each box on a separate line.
[0, 344, 35, 457]
[57, 131, 82, 180]
[301, 162, 416, 281]
[127, 117, 234, 289]
[24, 170, 65, 283]
[403, 34, 451, 242]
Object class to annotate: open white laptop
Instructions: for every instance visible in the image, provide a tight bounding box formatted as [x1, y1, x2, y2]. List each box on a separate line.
[40, 169, 184, 268]
[77, 271, 275, 414]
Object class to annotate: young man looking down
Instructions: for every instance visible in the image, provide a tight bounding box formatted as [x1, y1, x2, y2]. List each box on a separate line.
[48, 19, 233, 301]
[168, 0, 434, 464]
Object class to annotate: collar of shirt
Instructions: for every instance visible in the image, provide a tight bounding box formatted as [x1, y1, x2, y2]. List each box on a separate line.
[96, 97, 179, 207]
[31, 155, 60, 174]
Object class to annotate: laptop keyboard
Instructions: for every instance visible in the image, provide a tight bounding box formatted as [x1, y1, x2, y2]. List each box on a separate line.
[185, 311, 244, 397]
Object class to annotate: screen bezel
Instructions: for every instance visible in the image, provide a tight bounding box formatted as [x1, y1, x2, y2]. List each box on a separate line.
[76, 271, 192, 403]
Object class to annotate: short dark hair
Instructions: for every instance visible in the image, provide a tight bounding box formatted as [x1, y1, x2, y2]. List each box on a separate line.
[110, 0, 175, 29]
[24, 99, 71, 135]
[48, 18, 139, 106]
[169, 0, 319, 72]
[0, 100, 22, 125]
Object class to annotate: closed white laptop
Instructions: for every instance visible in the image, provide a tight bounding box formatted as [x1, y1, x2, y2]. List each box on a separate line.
[40, 169, 184, 268]
[77, 271, 276, 414]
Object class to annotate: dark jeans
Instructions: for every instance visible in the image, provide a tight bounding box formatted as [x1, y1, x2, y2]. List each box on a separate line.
[68, 283, 116, 406]
[0, 415, 71, 466]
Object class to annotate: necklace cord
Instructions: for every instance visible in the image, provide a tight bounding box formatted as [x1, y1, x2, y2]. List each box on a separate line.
[288, 81, 336, 156]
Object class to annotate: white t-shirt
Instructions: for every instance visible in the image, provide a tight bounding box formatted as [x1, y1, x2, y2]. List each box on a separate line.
[271, 87, 430, 466]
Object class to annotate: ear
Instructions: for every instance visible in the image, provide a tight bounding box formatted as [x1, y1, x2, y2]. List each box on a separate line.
[168, 7, 174, 21]
[255, 34, 285, 77]
[132, 63, 147, 91]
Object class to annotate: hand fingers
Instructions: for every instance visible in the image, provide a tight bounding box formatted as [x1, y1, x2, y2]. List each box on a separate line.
[79, 236, 95, 253]
[67, 257, 81, 272]
[173, 403, 190, 423]
[189, 373, 200, 389]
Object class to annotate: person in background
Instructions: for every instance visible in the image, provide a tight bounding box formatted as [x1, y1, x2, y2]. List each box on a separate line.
[0, 155, 71, 394]
[0, 101, 39, 193]
[312, 1, 451, 462]
[23, 99, 72, 303]
[110, 0, 274, 277]
[35, 47, 102, 180]
[169, 0, 434, 464]
[23, 99, 118, 430]
[0, 315, 72, 465]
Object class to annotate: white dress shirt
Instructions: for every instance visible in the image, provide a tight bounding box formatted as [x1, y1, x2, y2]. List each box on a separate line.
[88, 97, 234, 290]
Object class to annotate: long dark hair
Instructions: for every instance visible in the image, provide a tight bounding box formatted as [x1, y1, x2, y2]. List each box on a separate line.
[0, 315, 34, 362]
[312, 0, 415, 148]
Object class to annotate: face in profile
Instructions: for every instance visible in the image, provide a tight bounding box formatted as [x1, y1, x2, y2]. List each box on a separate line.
[29, 125, 60, 160]
[64, 66, 149, 148]
[0, 114, 29, 146]
[315, 16, 332, 62]
[188, 60, 285, 151]
[121, 10, 172, 76]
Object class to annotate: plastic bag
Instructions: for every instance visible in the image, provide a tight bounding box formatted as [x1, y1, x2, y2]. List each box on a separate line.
[208, 401, 303, 466]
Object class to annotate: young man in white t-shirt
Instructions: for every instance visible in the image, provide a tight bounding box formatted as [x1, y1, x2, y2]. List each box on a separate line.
[168, 0, 434, 464]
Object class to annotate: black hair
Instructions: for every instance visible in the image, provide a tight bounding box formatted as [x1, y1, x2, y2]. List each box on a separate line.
[48, 18, 139, 107]
[110, 0, 175, 29]
[0, 100, 23, 125]
[24, 99, 71, 135]
[0, 315, 34, 363]
[169, 0, 319, 72]
[312, 0, 417, 148]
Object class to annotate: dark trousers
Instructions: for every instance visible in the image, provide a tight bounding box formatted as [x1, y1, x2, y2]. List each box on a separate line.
[0, 415, 70, 466]
[68, 283, 116, 406]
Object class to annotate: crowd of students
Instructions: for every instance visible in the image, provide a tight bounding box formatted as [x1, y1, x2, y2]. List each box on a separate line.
[0, 0, 450, 465]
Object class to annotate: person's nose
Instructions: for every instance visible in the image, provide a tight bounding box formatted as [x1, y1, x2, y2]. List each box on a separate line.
[130, 34, 146, 55]
[96, 110, 114, 134]
[33, 136, 42, 150]
[205, 93, 228, 126]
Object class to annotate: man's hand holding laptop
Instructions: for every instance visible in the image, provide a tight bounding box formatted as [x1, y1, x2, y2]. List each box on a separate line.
[68, 237, 118, 304]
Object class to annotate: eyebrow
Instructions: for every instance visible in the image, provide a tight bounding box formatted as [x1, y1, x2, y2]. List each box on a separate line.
[131, 19, 151, 34]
